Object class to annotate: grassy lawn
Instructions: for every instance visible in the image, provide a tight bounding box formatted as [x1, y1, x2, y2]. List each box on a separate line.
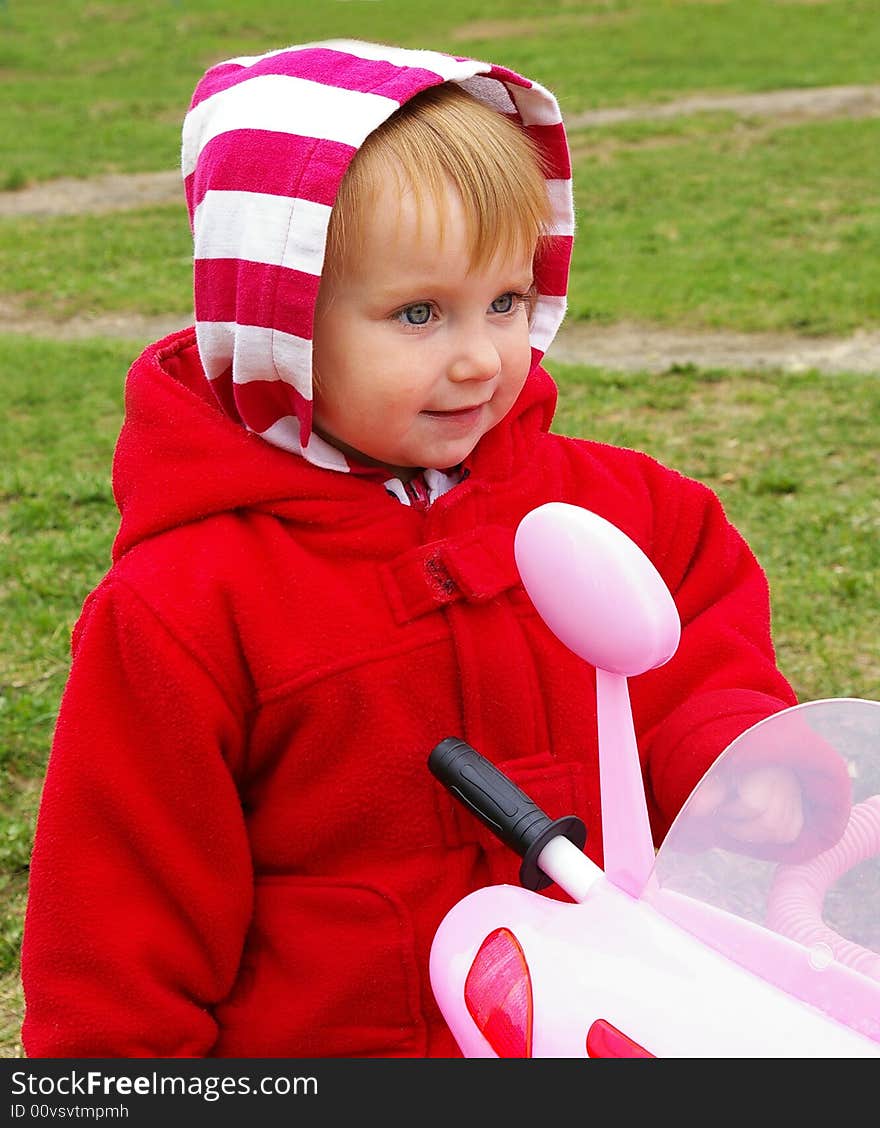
[3, 112, 877, 334]
[1, 0, 879, 1058]
[553, 362, 879, 701]
[2, 0, 879, 185]
[1, 339, 127, 1058]
[569, 115, 880, 332]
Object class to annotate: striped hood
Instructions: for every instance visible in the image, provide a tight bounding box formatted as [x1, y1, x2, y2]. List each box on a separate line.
[181, 39, 574, 473]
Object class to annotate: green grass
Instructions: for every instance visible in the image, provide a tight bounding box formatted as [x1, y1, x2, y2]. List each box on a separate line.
[0, 206, 193, 319]
[568, 115, 880, 332]
[2, 0, 879, 184]
[2, 114, 878, 335]
[1, 338, 127, 1055]
[552, 362, 880, 701]
[2, 0, 880, 1060]
[3, 2, 880, 336]
[6, 124, 879, 336]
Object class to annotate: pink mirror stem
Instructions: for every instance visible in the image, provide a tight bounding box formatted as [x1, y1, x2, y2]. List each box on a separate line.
[596, 668, 656, 897]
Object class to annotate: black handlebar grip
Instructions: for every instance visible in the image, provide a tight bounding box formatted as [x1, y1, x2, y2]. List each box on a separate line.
[428, 737, 587, 891]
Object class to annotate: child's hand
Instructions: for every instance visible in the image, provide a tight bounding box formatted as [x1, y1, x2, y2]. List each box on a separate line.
[688, 765, 805, 846]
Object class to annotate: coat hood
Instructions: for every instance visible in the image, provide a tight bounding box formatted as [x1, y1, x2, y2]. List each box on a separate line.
[110, 327, 560, 560]
[181, 38, 574, 472]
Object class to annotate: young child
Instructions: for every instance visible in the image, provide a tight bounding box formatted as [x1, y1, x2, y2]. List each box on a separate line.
[21, 39, 848, 1058]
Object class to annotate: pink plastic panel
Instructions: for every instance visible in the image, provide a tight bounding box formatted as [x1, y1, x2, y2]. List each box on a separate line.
[645, 698, 880, 1042]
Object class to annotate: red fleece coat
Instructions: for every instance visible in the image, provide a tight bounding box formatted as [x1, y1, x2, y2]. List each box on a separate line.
[20, 328, 842, 1058]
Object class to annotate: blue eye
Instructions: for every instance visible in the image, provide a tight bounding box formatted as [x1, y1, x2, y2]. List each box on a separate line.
[490, 293, 515, 314]
[399, 303, 432, 326]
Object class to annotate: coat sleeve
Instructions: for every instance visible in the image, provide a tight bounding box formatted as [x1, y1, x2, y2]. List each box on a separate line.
[21, 576, 254, 1058]
[618, 456, 850, 855]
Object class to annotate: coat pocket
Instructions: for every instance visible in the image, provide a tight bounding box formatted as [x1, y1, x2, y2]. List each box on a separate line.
[212, 875, 426, 1057]
[434, 756, 592, 886]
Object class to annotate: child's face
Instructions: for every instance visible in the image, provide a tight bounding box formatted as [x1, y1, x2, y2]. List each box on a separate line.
[311, 175, 535, 482]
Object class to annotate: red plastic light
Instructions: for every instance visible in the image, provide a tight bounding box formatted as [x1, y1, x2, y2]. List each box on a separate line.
[464, 928, 534, 1057]
[586, 1018, 654, 1058]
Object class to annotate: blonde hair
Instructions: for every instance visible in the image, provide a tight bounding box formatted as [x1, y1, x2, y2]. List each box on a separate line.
[325, 83, 552, 274]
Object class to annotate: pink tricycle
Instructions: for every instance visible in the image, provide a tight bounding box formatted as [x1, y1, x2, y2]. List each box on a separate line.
[428, 504, 880, 1058]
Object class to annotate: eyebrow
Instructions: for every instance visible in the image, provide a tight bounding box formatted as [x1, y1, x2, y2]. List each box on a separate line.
[372, 269, 535, 298]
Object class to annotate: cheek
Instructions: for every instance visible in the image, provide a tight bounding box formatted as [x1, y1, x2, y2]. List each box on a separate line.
[311, 379, 352, 433]
[506, 333, 534, 387]
[507, 317, 534, 365]
[493, 340, 532, 415]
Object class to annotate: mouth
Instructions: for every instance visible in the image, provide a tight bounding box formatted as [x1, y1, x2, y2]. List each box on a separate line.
[422, 402, 488, 421]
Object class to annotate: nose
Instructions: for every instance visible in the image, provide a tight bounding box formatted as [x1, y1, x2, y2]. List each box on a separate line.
[447, 324, 502, 383]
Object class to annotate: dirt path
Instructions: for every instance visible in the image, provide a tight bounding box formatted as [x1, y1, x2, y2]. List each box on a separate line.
[0, 170, 182, 218]
[5, 302, 877, 375]
[550, 321, 880, 375]
[3, 83, 879, 374]
[565, 82, 880, 128]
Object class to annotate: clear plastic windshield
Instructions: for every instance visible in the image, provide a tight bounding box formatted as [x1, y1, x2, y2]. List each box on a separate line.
[643, 698, 880, 1044]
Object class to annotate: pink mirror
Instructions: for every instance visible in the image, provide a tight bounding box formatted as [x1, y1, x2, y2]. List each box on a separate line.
[514, 504, 681, 896]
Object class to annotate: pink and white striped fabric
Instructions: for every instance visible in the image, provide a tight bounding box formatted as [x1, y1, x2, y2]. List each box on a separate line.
[181, 39, 575, 472]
